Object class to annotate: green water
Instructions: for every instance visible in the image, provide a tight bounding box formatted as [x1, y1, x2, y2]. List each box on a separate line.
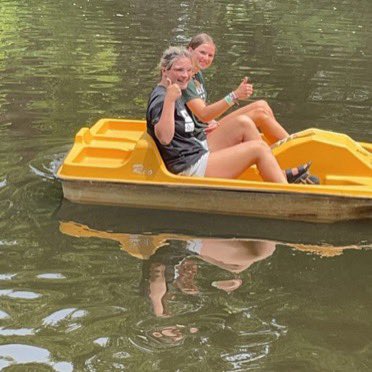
[0, 0, 371, 370]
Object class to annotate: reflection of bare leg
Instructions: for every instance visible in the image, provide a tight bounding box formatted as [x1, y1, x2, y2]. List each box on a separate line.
[212, 278, 243, 293]
[152, 326, 184, 343]
[198, 239, 276, 273]
[152, 325, 199, 344]
[148, 263, 168, 317]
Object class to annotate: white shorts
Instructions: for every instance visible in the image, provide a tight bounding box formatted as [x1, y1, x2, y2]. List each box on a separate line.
[180, 151, 209, 177]
[179, 139, 209, 177]
[197, 139, 209, 151]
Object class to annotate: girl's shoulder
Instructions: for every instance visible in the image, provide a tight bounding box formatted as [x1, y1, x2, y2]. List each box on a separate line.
[185, 72, 204, 91]
[194, 71, 205, 84]
[182, 77, 197, 95]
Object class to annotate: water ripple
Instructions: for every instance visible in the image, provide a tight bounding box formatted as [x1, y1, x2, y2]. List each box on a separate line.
[0, 238, 17, 247]
[0, 0, 371, 370]
[37, 273, 66, 280]
[0, 289, 42, 300]
[0, 344, 73, 371]
[42, 308, 87, 327]
[28, 147, 69, 180]
[0, 273, 16, 280]
[41, 305, 127, 334]
[131, 317, 201, 351]
[93, 337, 110, 347]
[0, 311, 10, 320]
[0, 327, 35, 336]
[0, 178, 6, 188]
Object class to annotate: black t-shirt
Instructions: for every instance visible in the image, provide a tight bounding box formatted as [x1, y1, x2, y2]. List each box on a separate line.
[146, 85, 207, 174]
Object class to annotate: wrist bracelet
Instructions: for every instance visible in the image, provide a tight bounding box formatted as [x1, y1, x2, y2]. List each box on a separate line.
[224, 92, 235, 106]
[231, 91, 238, 101]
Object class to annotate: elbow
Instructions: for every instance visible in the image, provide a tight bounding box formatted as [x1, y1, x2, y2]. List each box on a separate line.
[158, 137, 172, 146]
[203, 114, 216, 122]
[196, 112, 214, 122]
[155, 128, 172, 145]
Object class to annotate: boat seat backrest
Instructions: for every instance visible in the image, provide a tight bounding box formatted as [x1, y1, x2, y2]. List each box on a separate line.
[127, 132, 173, 180]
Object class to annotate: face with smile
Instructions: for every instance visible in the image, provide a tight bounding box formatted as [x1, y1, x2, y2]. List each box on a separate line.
[163, 57, 193, 90]
[189, 43, 216, 71]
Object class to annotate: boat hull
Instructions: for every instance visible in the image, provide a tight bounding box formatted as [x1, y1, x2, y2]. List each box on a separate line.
[57, 119, 372, 223]
[61, 179, 372, 223]
[57, 200, 372, 245]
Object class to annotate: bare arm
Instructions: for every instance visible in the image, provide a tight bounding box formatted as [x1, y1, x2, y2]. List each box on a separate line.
[186, 77, 253, 122]
[155, 81, 182, 145]
[186, 97, 231, 122]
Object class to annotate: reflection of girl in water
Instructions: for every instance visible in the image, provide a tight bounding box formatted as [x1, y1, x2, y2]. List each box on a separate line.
[140, 242, 194, 317]
[140, 238, 276, 317]
[150, 324, 199, 345]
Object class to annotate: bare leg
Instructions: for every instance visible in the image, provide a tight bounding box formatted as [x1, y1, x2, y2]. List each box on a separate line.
[244, 108, 289, 143]
[207, 115, 261, 152]
[220, 100, 289, 143]
[205, 140, 287, 183]
[235, 100, 276, 118]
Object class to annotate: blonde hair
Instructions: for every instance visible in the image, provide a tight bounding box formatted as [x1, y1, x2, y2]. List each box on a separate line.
[159, 46, 191, 71]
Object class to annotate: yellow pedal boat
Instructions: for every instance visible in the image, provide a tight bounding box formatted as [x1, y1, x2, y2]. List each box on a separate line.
[57, 118, 372, 223]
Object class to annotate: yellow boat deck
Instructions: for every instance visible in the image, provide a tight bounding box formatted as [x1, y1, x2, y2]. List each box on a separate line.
[57, 118, 372, 199]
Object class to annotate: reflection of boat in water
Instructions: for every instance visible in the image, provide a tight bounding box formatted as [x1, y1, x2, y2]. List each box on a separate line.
[56, 200, 372, 354]
[58, 207, 369, 321]
[59, 217, 279, 317]
[59, 219, 366, 260]
[57, 119, 372, 223]
[60, 219, 171, 260]
[59, 217, 368, 318]
[57, 200, 371, 247]
[59, 219, 280, 261]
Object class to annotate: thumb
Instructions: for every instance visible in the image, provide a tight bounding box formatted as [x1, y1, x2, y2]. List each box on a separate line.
[241, 76, 248, 84]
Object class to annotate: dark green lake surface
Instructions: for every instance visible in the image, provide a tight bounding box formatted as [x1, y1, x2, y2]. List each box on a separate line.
[0, 0, 371, 370]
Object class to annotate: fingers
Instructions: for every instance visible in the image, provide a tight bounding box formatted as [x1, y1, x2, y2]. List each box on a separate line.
[234, 77, 253, 100]
[237, 77, 247, 88]
[171, 83, 181, 93]
[243, 77, 253, 96]
[165, 81, 182, 101]
[166, 78, 180, 91]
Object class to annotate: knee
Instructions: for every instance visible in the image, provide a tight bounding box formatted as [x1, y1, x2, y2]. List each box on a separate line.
[235, 115, 256, 131]
[249, 140, 271, 154]
[252, 107, 271, 120]
[256, 100, 271, 111]
[258, 140, 271, 151]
